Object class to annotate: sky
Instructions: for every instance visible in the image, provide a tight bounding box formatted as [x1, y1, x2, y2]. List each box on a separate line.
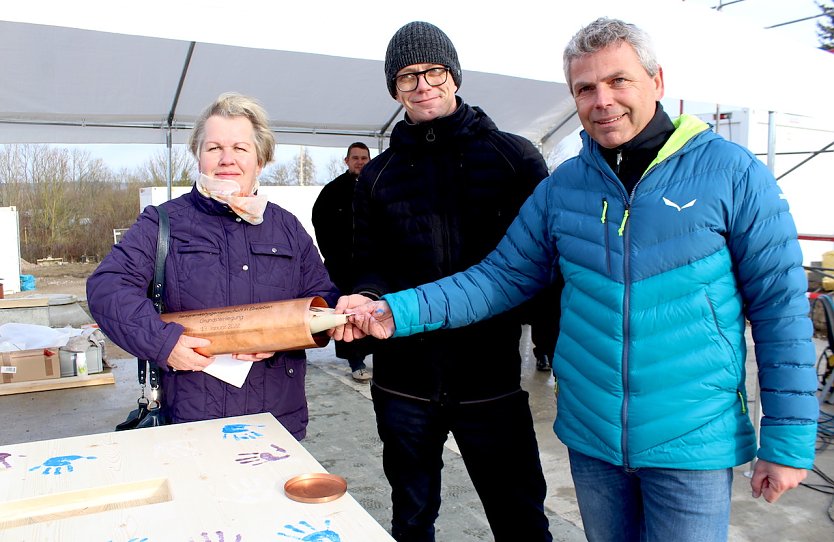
[62, 0, 831, 177]
[684, 0, 827, 49]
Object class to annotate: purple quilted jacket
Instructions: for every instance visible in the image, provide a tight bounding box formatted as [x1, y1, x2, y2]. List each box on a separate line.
[87, 187, 338, 439]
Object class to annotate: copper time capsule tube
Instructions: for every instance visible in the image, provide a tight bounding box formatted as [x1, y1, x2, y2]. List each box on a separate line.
[160, 296, 332, 356]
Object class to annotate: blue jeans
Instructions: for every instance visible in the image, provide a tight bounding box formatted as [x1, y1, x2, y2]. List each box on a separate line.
[568, 449, 732, 542]
[372, 386, 552, 542]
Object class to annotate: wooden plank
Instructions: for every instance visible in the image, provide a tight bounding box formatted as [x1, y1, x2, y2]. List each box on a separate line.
[0, 413, 394, 541]
[0, 298, 49, 309]
[0, 370, 114, 396]
[0, 478, 171, 529]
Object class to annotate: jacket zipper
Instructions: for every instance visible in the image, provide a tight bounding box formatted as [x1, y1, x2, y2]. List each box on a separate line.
[601, 198, 611, 274]
[620, 202, 631, 468]
[611, 144, 682, 467]
[617, 148, 631, 467]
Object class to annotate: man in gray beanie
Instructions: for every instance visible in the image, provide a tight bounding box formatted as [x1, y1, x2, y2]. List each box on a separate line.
[383, 21, 463, 98]
[339, 20, 558, 541]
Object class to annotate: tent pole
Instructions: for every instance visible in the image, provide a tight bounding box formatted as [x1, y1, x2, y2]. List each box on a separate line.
[166, 127, 173, 201]
[714, 104, 721, 134]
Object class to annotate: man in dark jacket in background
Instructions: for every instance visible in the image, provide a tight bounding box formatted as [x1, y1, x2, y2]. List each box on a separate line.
[312, 142, 373, 382]
[343, 21, 554, 541]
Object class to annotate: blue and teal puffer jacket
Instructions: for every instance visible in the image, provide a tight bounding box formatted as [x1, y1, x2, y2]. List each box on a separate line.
[385, 115, 818, 470]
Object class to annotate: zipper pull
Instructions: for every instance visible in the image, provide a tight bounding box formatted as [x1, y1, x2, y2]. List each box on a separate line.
[425, 128, 436, 143]
[601, 198, 608, 224]
[615, 150, 623, 174]
[617, 208, 630, 236]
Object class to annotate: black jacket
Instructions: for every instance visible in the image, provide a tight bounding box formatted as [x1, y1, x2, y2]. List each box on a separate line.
[312, 170, 357, 292]
[353, 99, 551, 402]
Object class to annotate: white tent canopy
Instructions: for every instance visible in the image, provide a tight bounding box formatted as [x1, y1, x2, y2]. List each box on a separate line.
[2, 0, 834, 155]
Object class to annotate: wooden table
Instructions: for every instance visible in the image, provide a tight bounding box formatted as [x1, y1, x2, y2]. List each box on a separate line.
[0, 413, 394, 541]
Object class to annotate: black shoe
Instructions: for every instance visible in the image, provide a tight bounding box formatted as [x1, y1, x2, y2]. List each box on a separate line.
[536, 354, 552, 372]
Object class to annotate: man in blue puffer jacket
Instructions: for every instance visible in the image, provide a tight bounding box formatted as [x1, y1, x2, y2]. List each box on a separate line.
[338, 17, 818, 542]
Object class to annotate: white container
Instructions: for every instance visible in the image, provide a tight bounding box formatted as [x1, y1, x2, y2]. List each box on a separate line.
[75, 351, 89, 378]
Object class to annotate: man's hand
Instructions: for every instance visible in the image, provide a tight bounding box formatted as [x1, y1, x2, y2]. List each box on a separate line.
[750, 459, 807, 503]
[348, 300, 396, 340]
[166, 334, 214, 371]
[329, 294, 373, 341]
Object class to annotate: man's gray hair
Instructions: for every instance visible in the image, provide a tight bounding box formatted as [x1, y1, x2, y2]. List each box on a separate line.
[563, 17, 659, 93]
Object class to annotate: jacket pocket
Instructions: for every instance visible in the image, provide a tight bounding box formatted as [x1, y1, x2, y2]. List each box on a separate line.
[250, 242, 296, 290]
[174, 239, 222, 283]
[704, 292, 740, 385]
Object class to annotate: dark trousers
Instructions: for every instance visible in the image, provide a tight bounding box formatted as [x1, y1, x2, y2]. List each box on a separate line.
[334, 337, 370, 371]
[371, 386, 552, 542]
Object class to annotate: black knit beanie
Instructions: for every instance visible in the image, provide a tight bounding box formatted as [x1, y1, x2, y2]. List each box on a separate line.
[384, 21, 462, 97]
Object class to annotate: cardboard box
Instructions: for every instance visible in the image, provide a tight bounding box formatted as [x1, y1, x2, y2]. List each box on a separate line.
[0, 348, 60, 384]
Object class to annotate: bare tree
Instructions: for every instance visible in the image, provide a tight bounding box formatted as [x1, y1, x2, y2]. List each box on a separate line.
[293, 146, 316, 186]
[139, 146, 197, 186]
[262, 162, 295, 185]
[0, 145, 27, 207]
[0, 144, 149, 261]
[325, 155, 346, 182]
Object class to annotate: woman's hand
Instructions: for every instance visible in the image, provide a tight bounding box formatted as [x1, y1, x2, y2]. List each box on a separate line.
[166, 334, 214, 371]
[231, 352, 275, 362]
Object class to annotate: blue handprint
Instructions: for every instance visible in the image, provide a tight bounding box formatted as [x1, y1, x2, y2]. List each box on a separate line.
[29, 455, 96, 475]
[107, 538, 148, 542]
[277, 520, 341, 541]
[222, 424, 264, 440]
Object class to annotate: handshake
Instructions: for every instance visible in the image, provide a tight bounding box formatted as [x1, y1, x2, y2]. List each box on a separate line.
[328, 294, 396, 342]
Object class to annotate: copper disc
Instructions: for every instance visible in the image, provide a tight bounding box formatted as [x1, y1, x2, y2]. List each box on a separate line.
[284, 473, 347, 503]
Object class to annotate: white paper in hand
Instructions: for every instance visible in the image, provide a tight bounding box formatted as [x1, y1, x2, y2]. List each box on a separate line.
[203, 354, 253, 388]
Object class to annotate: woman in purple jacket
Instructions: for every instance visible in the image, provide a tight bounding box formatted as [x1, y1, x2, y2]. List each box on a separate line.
[87, 93, 338, 439]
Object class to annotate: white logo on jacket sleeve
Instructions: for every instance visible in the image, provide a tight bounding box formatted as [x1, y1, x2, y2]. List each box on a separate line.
[662, 197, 697, 211]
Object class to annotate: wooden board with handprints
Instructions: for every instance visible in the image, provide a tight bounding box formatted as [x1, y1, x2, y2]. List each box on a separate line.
[0, 413, 394, 541]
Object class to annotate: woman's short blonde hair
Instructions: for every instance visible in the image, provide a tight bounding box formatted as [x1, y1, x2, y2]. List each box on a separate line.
[189, 92, 276, 166]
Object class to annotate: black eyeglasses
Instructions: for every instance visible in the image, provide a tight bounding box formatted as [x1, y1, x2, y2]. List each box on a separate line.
[394, 67, 450, 92]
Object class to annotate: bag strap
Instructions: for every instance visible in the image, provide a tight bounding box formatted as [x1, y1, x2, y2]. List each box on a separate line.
[138, 205, 170, 390]
[151, 205, 169, 314]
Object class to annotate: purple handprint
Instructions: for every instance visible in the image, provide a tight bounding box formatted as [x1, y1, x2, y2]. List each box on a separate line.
[0, 452, 12, 469]
[222, 423, 264, 440]
[236, 444, 290, 466]
[190, 531, 241, 542]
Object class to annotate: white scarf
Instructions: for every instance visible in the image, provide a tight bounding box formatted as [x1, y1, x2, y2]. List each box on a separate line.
[196, 174, 268, 225]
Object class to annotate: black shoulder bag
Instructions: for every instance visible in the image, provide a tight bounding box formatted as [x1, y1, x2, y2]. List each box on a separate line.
[115, 205, 171, 431]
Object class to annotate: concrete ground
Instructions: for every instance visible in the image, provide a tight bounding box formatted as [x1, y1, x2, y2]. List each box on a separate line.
[1, 327, 833, 541]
